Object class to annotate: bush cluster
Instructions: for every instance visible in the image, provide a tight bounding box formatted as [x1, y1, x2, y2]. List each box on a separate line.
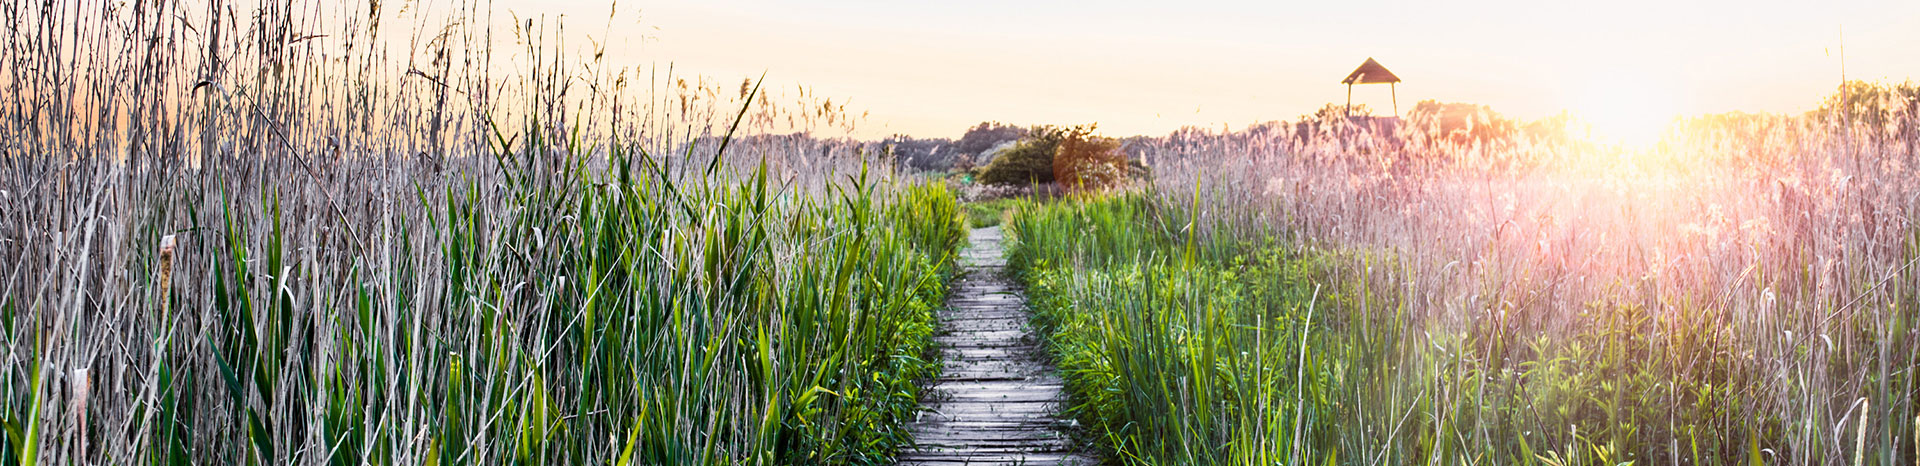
[974, 126, 1068, 185]
[1051, 126, 1129, 191]
[974, 125, 1132, 189]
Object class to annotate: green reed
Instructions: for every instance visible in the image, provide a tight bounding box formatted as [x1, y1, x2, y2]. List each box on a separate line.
[0, 2, 967, 464]
[1010, 168, 1917, 465]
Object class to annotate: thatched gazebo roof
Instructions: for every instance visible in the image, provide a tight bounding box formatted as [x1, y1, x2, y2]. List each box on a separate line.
[1342, 58, 1401, 84]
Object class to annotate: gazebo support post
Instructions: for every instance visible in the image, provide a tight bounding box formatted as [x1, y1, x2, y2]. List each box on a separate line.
[1391, 82, 1399, 117]
[1345, 83, 1353, 118]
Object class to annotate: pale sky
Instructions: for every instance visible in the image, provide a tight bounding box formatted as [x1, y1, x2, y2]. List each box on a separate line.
[492, 0, 1920, 139]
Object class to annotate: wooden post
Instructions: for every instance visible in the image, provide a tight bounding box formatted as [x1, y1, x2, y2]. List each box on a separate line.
[1345, 83, 1353, 118]
[1391, 82, 1399, 117]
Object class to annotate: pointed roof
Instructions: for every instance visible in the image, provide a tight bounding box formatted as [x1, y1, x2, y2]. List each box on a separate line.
[1341, 58, 1401, 84]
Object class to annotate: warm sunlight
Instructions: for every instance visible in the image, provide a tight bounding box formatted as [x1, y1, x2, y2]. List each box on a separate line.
[1571, 74, 1683, 147]
[13, 1, 1920, 464]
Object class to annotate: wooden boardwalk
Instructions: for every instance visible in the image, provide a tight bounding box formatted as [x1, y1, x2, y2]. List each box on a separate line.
[900, 226, 1098, 466]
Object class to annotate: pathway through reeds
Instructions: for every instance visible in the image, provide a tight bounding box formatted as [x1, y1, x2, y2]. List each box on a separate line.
[900, 227, 1096, 466]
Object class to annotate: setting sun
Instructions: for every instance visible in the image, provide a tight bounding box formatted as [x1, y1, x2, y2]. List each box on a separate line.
[1571, 74, 1683, 147]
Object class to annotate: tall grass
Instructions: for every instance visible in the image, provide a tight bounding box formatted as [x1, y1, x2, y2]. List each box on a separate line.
[1010, 196, 1368, 465]
[1, 1, 964, 464]
[1013, 93, 1919, 464]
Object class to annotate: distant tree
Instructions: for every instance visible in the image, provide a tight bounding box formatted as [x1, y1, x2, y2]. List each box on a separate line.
[1311, 103, 1368, 121]
[1052, 125, 1127, 191]
[880, 134, 956, 171]
[1293, 104, 1371, 141]
[1812, 81, 1918, 129]
[1811, 80, 1920, 155]
[1519, 112, 1578, 145]
[956, 121, 1029, 157]
[975, 125, 1067, 186]
[1405, 100, 1516, 144]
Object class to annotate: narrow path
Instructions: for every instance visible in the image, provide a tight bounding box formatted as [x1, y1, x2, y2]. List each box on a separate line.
[900, 226, 1097, 466]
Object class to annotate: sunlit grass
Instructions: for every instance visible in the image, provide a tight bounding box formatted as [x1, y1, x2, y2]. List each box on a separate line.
[0, 2, 966, 465]
[1018, 87, 1920, 464]
[6, 0, 1918, 464]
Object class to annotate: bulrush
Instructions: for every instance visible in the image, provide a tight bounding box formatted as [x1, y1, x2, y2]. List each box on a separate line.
[158, 234, 174, 317]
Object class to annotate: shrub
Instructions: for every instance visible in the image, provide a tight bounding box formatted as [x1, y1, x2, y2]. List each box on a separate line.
[882, 134, 959, 171]
[1405, 100, 1518, 144]
[956, 121, 1030, 156]
[975, 126, 1069, 186]
[1051, 125, 1128, 191]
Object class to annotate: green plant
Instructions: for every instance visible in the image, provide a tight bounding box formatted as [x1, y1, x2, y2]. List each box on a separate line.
[976, 126, 1074, 186]
[1006, 196, 1343, 465]
[960, 198, 1032, 228]
[1051, 126, 1129, 191]
[0, 2, 965, 464]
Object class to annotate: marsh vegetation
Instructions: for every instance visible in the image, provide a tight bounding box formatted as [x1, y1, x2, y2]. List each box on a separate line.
[1002, 89, 1920, 464]
[6, 1, 1919, 465]
[3, 2, 966, 464]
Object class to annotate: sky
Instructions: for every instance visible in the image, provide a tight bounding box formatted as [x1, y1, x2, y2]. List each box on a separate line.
[492, 0, 1920, 139]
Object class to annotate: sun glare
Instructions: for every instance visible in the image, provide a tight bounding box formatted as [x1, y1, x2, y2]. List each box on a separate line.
[1572, 76, 1682, 148]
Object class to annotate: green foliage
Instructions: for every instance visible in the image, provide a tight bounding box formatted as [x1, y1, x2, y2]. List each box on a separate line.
[20, 148, 964, 465]
[429, 158, 963, 465]
[975, 126, 1074, 186]
[1007, 196, 1341, 465]
[228, 154, 962, 465]
[880, 134, 960, 172]
[955, 121, 1030, 157]
[1, 3, 977, 463]
[959, 198, 1032, 228]
[1051, 126, 1129, 191]
[1002, 195, 1843, 465]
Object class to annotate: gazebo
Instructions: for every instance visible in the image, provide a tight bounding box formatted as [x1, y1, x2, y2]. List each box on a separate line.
[1342, 57, 1401, 117]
